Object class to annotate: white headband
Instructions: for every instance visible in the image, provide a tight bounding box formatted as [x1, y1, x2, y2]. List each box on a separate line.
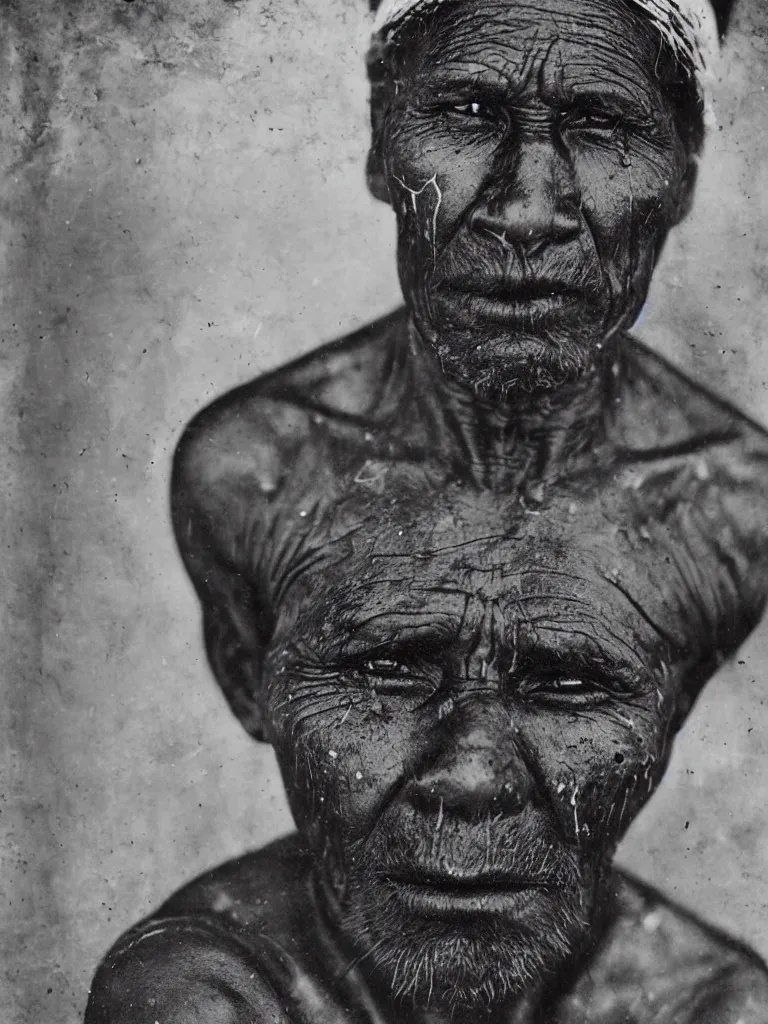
[372, 0, 719, 102]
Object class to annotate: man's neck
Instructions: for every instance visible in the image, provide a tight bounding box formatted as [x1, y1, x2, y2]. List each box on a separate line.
[404, 318, 620, 488]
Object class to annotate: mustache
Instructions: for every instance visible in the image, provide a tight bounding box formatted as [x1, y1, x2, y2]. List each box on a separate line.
[355, 810, 581, 891]
[430, 237, 605, 302]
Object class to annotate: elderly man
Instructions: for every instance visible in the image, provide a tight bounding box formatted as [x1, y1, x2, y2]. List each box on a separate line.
[88, 0, 768, 1020]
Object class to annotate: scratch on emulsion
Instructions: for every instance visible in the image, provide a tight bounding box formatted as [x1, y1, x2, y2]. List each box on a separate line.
[392, 172, 443, 263]
[570, 786, 580, 837]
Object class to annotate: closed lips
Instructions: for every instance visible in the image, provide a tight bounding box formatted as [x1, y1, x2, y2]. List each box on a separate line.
[385, 869, 556, 892]
[445, 279, 581, 301]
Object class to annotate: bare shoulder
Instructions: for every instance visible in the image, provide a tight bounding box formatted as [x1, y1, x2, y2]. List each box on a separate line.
[570, 871, 768, 1022]
[172, 310, 405, 505]
[170, 308, 406, 578]
[85, 914, 290, 1024]
[85, 837, 325, 1024]
[615, 338, 768, 582]
[618, 336, 768, 462]
[158, 834, 313, 941]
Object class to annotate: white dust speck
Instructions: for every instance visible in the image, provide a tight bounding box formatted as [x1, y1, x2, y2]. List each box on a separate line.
[643, 911, 662, 933]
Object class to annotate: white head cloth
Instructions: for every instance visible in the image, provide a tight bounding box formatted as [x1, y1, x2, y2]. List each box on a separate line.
[372, 0, 719, 104]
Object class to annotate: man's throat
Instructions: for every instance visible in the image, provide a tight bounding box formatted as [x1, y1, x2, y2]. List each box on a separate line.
[405, 319, 619, 488]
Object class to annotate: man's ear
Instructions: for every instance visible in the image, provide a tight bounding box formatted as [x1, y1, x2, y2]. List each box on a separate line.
[366, 49, 392, 205]
[203, 600, 268, 742]
[671, 689, 694, 734]
[672, 650, 720, 733]
[672, 154, 699, 226]
[367, 135, 391, 205]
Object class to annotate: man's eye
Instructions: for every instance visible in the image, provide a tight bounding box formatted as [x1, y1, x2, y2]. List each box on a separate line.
[364, 658, 409, 677]
[563, 110, 621, 133]
[355, 659, 435, 697]
[522, 676, 610, 706]
[447, 100, 492, 119]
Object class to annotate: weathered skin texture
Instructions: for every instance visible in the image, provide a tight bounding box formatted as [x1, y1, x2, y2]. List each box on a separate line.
[367, 0, 698, 396]
[87, 0, 768, 1020]
[87, 314, 768, 1023]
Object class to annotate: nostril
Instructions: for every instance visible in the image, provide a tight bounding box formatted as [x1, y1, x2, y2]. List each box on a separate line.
[407, 779, 447, 815]
[493, 779, 527, 814]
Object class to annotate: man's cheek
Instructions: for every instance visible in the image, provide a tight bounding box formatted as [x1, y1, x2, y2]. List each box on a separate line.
[578, 158, 677, 268]
[571, 749, 668, 851]
[272, 700, 415, 843]
[526, 709, 673, 848]
[385, 143, 488, 253]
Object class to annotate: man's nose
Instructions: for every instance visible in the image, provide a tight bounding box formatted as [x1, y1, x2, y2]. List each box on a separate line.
[406, 703, 533, 819]
[470, 135, 581, 252]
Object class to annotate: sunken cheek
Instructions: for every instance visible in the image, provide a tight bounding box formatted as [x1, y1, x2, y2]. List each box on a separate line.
[521, 702, 672, 850]
[269, 688, 428, 841]
[385, 118, 500, 244]
[577, 147, 681, 263]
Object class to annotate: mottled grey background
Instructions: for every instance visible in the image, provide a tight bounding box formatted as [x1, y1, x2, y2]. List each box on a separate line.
[2, 0, 768, 1020]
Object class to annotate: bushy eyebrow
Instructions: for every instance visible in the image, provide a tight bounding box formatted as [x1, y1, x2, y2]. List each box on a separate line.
[555, 86, 656, 122]
[410, 71, 512, 97]
[313, 611, 647, 687]
[406, 70, 657, 122]
[329, 614, 459, 664]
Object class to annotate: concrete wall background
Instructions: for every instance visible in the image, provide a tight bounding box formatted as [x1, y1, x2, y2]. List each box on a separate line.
[1, 0, 768, 1020]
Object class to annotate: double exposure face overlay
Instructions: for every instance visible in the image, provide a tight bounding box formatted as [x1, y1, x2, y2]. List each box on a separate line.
[261, 534, 680, 1011]
[371, 0, 695, 396]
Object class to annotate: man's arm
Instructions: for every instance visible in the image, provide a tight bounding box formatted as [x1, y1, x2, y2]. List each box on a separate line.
[662, 957, 768, 1024]
[85, 919, 292, 1024]
[170, 390, 310, 739]
[86, 917, 360, 1024]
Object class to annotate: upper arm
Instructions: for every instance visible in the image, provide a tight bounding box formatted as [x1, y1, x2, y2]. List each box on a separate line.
[170, 393, 310, 736]
[678, 957, 768, 1024]
[86, 920, 291, 1024]
[171, 388, 314, 586]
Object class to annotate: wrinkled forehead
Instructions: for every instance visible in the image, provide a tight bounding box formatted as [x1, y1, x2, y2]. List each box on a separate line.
[387, 0, 669, 105]
[274, 528, 673, 679]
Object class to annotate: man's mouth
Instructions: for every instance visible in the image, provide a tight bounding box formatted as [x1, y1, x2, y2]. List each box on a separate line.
[384, 868, 555, 917]
[436, 278, 585, 323]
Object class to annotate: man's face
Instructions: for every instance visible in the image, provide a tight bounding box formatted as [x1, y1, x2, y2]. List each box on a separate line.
[373, 0, 694, 395]
[260, 497, 681, 1011]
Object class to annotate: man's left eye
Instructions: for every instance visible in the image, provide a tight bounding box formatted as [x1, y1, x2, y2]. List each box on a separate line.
[522, 676, 610, 705]
[563, 111, 621, 133]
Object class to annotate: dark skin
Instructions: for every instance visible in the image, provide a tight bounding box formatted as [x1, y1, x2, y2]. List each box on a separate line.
[87, 1, 768, 1021]
[369, 0, 696, 397]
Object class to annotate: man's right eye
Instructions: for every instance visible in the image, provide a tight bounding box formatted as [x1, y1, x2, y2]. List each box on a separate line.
[364, 658, 408, 676]
[438, 100, 494, 121]
[352, 658, 435, 697]
[454, 101, 486, 117]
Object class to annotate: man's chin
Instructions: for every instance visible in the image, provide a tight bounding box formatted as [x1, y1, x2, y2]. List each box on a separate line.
[370, 930, 558, 1009]
[415, 316, 605, 399]
[339, 881, 590, 1011]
